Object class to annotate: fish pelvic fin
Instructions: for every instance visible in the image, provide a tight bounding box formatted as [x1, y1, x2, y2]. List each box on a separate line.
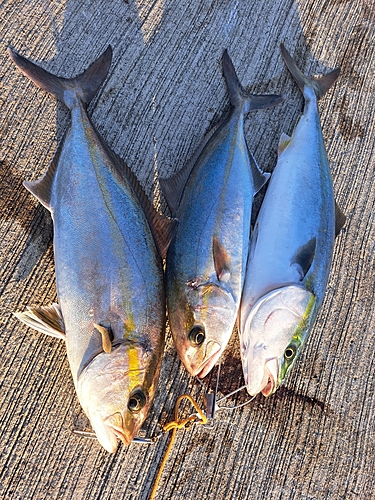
[222, 49, 285, 112]
[280, 43, 340, 100]
[14, 303, 65, 340]
[8, 45, 112, 109]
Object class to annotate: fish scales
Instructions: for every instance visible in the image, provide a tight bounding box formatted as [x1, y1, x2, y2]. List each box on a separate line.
[54, 105, 162, 376]
[238, 43, 345, 397]
[161, 50, 283, 379]
[10, 46, 170, 452]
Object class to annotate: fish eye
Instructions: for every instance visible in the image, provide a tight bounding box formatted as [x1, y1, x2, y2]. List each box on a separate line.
[284, 345, 296, 360]
[188, 326, 205, 346]
[128, 390, 146, 412]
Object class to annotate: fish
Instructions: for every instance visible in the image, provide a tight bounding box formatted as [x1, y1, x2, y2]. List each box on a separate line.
[160, 50, 284, 378]
[238, 43, 346, 397]
[9, 45, 175, 452]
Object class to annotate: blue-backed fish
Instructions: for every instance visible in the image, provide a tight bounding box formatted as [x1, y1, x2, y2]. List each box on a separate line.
[161, 50, 284, 378]
[10, 46, 174, 452]
[238, 43, 345, 396]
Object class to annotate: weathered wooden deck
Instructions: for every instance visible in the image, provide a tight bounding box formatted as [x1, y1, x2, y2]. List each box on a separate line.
[1, 1, 374, 498]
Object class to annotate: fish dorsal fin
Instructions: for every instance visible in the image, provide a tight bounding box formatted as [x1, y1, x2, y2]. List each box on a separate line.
[94, 323, 113, 354]
[213, 236, 231, 282]
[160, 53, 282, 215]
[278, 132, 291, 156]
[335, 200, 346, 237]
[14, 303, 65, 340]
[159, 117, 228, 216]
[146, 209, 178, 259]
[280, 43, 340, 100]
[159, 167, 189, 216]
[23, 132, 67, 210]
[291, 237, 316, 280]
[107, 149, 177, 259]
[249, 150, 271, 194]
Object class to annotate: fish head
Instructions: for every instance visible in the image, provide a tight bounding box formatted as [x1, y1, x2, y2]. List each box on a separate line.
[240, 285, 316, 396]
[76, 343, 160, 452]
[169, 280, 237, 378]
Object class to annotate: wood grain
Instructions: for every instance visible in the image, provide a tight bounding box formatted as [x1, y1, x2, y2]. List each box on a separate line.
[1, 1, 374, 499]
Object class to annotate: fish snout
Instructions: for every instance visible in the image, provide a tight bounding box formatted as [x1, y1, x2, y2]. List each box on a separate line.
[244, 357, 279, 397]
[104, 412, 132, 447]
[197, 340, 222, 378]
[183, 339, 221, 378]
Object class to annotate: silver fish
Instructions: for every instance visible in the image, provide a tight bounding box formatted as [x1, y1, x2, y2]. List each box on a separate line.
[238, 43, 345, 396]
[161, 50, 284, 378]
[10, 46, 174, 452]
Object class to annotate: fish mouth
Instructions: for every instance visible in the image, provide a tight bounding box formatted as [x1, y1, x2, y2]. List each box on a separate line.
[260, 358, 279, 396]
[196, 342, 222, 378]
[106, 413, 133, 446]
[247, 358, 279, 397]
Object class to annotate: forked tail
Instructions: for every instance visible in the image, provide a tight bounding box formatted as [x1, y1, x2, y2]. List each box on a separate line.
[222, 49, 285, 112]
[8, 45, 113, 109]
[280, 43, 340, 100]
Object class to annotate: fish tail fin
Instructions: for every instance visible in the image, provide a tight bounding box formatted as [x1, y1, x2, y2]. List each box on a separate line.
[8, 45, 112, 109]
[222, 49, 284, 112]
[280, 43, 340, 100]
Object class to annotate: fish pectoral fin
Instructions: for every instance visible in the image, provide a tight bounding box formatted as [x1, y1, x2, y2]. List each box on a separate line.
[14, 303, 65, 340]
[278, 132, 291, 156]
[291, 237, 316, 279]
[94, 323, 113, 354]
[335, 200, 346, 237]
[212, 236, 231, 282]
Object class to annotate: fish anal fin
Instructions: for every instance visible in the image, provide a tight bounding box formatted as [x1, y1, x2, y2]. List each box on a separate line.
[14, 303, 65, 339]
[23, 134, 67, 210]
[249, 150, 270, 194]
[278, 132, 291, 156]
[94, 323, 113, 354]
[291, 237, 316, 280]
[335, 200, 346, 237]
[212, 236, 231, 282]
[24, 179, 52, 210]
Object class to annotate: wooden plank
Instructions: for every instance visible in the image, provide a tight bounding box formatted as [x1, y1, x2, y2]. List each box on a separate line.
[0, 1, 374, 498]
